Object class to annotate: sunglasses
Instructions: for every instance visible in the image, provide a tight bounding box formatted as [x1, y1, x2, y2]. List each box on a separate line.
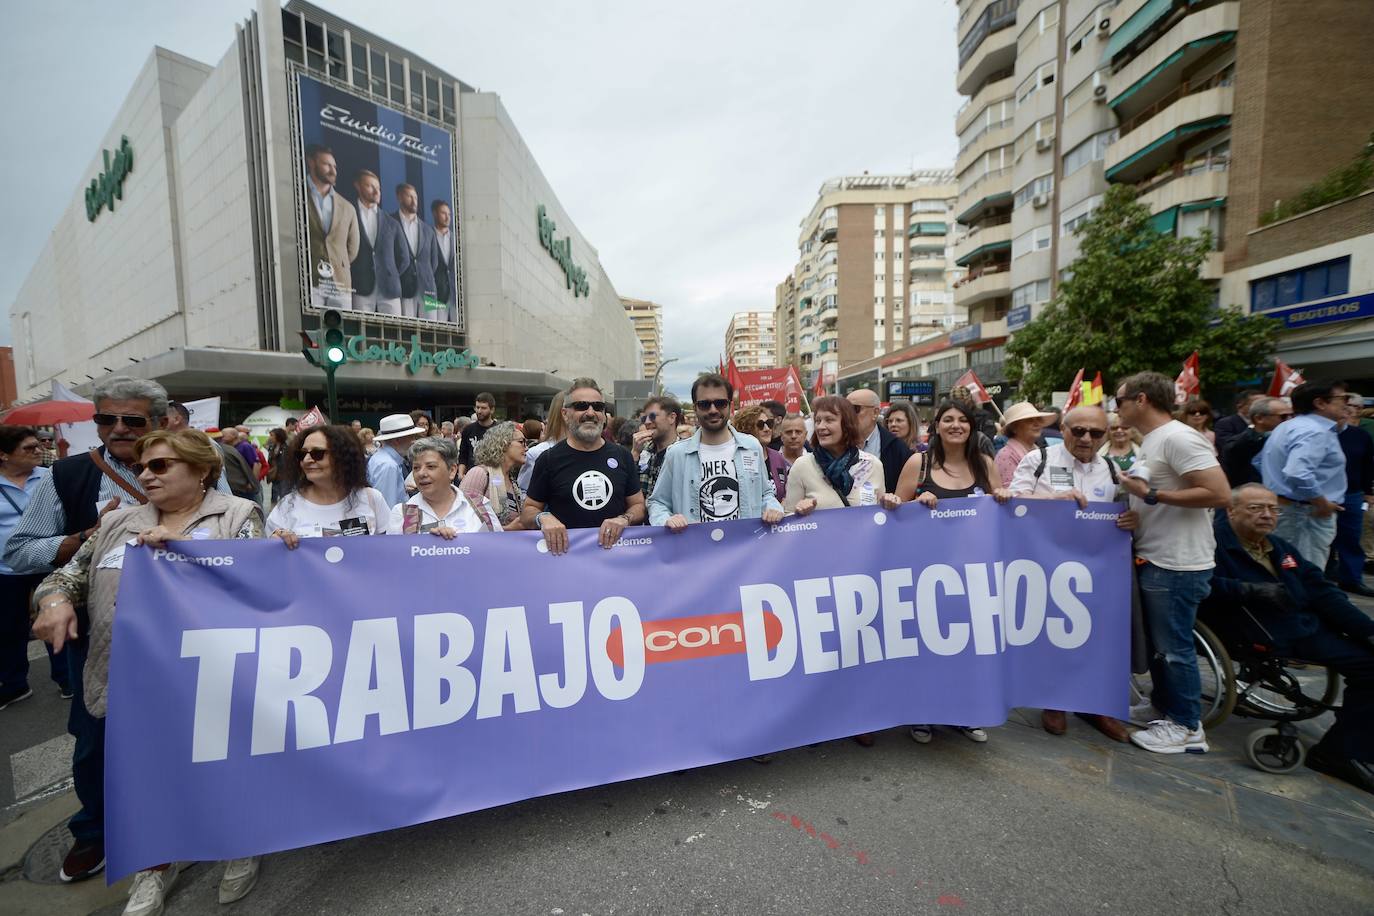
[131, 457, 186, 475]
[1186, 408, 1208, 416]
[567, 401, 607, 413]
[93, 413, 150, 428]
[643, 412, 659, 423]
[756, 419, 775, 430]
[696, 398, 730, 411]
[296, 447, 330, 462]
[1068, 426, 1108, 440]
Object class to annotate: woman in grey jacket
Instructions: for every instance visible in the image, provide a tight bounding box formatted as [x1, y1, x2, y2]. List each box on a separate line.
[32, 429, 265, 916]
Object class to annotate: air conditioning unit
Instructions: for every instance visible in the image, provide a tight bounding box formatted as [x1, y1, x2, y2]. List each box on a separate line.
[1035, 136, 1053, 152]
[1031, 193, 1050, 209]
[1097, 18, 1111, 37]
[1093, 84, 1108, 102]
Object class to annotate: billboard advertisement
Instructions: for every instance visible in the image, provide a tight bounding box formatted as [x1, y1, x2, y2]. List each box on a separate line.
[295, 72, 461, 327]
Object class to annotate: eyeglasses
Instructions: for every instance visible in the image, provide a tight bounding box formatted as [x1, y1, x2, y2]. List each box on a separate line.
[17, 443, 41, 452]
[296, 448, 330, 462]
[131, 457, 186, 476]
[1241, 503, 1279, 516]
[1068, 426, 1108, 440]
[756, 419, 775, 430]
[696, 398, 730, 411]
[567, 401, 607, 413]
[93, 413, 150, 428]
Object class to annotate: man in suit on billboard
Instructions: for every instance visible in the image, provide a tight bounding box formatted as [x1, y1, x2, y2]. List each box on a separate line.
[393, 183, 439, 320]
[304, 145, 359, 309]
[350, 170, 410, 315]
[431, 200, 457, 324]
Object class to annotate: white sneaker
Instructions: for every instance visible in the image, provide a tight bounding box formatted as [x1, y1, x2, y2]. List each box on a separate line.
[909, 725, 933, 744]
[1129, 719, 1208, 755]
[124, 864, 180, 916]
[958, 727, 989, 743]
[219, 856, 261, 904]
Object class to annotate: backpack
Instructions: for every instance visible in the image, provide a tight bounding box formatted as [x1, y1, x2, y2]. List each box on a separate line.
[1031, 444, 1119, 485]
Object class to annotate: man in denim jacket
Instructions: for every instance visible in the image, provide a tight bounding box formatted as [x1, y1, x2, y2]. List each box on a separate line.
[648, 373, 783, 529]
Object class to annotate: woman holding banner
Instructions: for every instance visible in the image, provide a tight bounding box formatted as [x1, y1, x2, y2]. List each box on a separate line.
[895, 401, 1002, 745]
[459, 422, 527, 530]
[267, 425, 391, 543]
[394, 437, 499, 535]
[30, 429, 267, 913]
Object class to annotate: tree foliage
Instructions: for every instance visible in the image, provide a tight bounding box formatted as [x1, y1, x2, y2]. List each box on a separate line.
[1006, 184, 1278, 402]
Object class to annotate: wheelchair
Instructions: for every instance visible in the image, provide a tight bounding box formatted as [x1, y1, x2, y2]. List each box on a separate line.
[1132, 609, 1341, 775]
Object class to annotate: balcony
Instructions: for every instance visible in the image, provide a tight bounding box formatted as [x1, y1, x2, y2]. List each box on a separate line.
[956, 167, 1013, 223]
[1108, 2, 1239, 122]
[953, 264, 1012, 308]
[1134, 154, 1229, 215]
[957, 0, 1020, 96]
[953, 218, 1012, 266]
[955, 71, 1015, 135]
[1104, 80, 1233, 184]
[819, 224, 838, 243]
[956, 122, 1013, 177]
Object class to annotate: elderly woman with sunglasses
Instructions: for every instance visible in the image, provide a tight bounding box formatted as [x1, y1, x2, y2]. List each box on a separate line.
[31, 429, 266, 913]
[733, 404, 790, 502]
[267, 425, 392, 546]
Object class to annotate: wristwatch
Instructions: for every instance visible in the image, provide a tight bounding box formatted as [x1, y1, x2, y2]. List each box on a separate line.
[1143, 488, 1159, 506]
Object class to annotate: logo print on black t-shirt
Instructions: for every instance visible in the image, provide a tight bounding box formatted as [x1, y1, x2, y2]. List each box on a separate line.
[573, 470, 613, 511]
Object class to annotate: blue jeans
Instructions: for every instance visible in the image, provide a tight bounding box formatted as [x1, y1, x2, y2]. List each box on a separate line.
[1274, 502, 1338, 570]
[65, 637, 105, 848]
[1138, 563, 1212, 731]
[1332, 492, 1367, 586]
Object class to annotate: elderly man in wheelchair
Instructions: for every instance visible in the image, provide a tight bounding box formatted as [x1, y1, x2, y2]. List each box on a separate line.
[1201, 483, 1374, 792]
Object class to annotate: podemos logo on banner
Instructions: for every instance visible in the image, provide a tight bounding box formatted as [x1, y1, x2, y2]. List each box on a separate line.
[296, 72, 461, 327]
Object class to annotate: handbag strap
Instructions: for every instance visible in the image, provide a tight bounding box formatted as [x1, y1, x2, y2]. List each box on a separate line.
[0, 485, 21, 515]
[88, 448, 148, 505]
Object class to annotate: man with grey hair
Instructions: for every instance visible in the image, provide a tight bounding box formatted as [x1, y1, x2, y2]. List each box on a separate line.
[1221, 396, 1292, 487]
[2, 377, 217, 883]
[521, 377, 645, 554]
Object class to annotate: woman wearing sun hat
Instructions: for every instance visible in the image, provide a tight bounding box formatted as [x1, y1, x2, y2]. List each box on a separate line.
[994, 402, 1055, 487]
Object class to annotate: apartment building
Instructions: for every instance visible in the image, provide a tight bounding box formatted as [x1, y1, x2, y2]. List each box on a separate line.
[724, 311, 776, 372]
[789, 171, 961, 391]
[774, 275, 799, 371]
[621, 297, 665, 382]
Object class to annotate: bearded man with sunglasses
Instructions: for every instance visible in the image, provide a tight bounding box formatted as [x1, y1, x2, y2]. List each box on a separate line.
[521, 378, 646, 555]
[2, 378, 217, 884]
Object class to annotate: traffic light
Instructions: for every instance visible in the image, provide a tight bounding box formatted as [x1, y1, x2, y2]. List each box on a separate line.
[321, 309, 347, 368]
[299, 328, 321, 366]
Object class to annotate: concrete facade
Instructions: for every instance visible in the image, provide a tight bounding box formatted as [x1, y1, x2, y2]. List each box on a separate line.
[621, 297, 664, 383]
[724, 311, 775, 372]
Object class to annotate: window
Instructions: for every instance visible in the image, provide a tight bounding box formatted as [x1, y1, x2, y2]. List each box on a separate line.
[389, 58, 405, 105]
[1012, 279, 1051, 308]
[1063, 131, 1114, 177]
[1014, 174, 1054, 207]
[894, 250, 903, 261]
[351, 40, 368, 88]
[1062, 195, 1102, 235]
[370, 50, 386, 98]
[875, 251, 884, 261]
[911, 200, 946, 213]
[875, 319, 885, 327]
[875, 205, 885, 216]
[1250, 257, 1350, 311]
[875, 297, 885, 306]
[931, 355, 962, 375]
[283, 11, 304, 63]
[1016, 62, 1056, 106]
[1012, 225, 1052, 259]
[304, 19, 325, 71]
[326, 30, 346, 79]
[425, 75, 440, 120]
[442, 83, 456, 125]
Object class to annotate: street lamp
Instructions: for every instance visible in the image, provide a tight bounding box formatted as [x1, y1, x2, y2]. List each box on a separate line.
[652, 357, 679, 395]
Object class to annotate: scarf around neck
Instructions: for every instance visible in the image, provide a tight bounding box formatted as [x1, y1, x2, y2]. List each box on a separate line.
[814, 445, 860, 500]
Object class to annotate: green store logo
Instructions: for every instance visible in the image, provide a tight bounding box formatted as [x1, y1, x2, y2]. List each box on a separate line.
[346, 333, 482, 376]
[537, 205, 590, 297]
[85, 136, 134, 223]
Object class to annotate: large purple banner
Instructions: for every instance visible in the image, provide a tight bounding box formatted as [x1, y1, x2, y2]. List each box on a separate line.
[105, 497, 1130, 878]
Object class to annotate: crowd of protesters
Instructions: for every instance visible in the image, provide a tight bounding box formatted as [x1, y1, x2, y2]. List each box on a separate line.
[1, 369, 1372, 915]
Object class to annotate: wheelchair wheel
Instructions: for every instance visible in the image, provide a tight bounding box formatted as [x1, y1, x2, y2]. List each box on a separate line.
[1128, 622, 1236, 730]
[1194, 622, 1237, 729]
[1244, 726, 1306, 774]
[1235, 663, 1340, 721]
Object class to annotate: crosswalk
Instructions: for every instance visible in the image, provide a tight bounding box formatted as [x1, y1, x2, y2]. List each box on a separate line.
[2, 640, 76, 820]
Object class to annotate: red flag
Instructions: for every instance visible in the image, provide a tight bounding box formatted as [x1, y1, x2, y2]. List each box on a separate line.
[954, 369, 992, 406]
[1064, 368, 1086, 409]
[726, 357, 743, 398]
[717, 354, 725, 376]
[812, 368, 826, 398]
[1267, 359, 1305, 397]
[297, 406, 327, 430]
[1174, 351, 1201, 405]
[1083, 371, 1104, 406]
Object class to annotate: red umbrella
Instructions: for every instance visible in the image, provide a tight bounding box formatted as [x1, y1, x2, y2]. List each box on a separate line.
[1, 400, 96, 425]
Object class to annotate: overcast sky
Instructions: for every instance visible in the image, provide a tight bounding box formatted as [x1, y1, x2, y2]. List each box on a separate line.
[0, 0, 960, 398]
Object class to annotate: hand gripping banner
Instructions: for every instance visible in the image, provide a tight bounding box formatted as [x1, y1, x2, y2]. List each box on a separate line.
[105, 497, 1131, 878]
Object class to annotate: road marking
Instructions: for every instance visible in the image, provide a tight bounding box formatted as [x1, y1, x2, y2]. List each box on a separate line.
[11, 734, 75, 800]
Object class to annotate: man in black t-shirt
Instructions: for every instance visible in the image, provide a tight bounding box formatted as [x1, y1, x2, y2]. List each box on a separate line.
[458, 392, 497, 476]
[522, 377, 646, 554]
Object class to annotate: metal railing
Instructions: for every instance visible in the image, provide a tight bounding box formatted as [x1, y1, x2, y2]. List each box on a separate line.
[1133, 154, 1231, 197]
[1117, 72, 1235, 139]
